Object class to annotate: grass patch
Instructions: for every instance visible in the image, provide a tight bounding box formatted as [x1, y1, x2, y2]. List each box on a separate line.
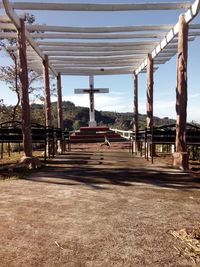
[0, 151, 43, 166]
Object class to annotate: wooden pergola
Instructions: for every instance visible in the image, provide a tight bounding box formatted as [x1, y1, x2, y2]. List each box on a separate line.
[0, 0, 200, 169]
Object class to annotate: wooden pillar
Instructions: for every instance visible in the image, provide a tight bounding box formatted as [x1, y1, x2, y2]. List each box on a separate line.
[173, 14, 189, 170]
[146, 53, 154, 129]
[133, 72, 139, 153]
[146, 53, 154, 162]
[43, 55, 51, 127]
[56, 73, 63, 153]
[56, 73, 63, 129]
[18, 19, 32, 157]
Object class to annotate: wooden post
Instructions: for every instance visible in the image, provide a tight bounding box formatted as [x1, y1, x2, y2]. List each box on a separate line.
[18, 18, 32, 157]
[56, 73, 63, 129]
[56, 73, 63, 153]
[173, 14, 189, 170]
[43, 55, 52, 157]
[146, 53, 153, 130]
[43, 55, 52, 127]
[146, 53, 154, 162]
[133, 72, 139, 153]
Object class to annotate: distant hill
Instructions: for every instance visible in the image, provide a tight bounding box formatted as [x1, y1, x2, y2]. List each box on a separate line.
[31, 101, 176, 131]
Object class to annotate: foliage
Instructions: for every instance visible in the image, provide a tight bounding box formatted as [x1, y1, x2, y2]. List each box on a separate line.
[29, 101, 177, 131]
[0, 100, 199, 131]
[0, 12, 56, 120]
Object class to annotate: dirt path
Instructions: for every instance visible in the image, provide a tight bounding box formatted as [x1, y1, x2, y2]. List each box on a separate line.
[0, 151, 200, 267]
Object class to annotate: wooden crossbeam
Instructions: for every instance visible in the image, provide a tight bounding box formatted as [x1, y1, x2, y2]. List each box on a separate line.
[0, 15, 10, 22]
[136, 0, 200, 74]
[2, 0, 58, 76]
[30, 32, 167, 39]
[25, 24, 174, 33]
[37, 40, 160, 48]
[30, 67, 158, 76]
[1, 32, 161, 41]
[47, 56, 171, 62]
[9, 2, 192, 11]
[47, 61, 166, 68]
[26, 50, 177, 58]
[4, 22, 199, 33]
[39, 46, 177, 54]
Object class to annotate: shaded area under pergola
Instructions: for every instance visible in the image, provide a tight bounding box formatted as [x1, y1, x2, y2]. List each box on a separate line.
[1, 0, 200, 169]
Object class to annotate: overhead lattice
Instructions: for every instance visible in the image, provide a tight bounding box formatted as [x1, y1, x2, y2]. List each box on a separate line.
[0, 0, 200, 76]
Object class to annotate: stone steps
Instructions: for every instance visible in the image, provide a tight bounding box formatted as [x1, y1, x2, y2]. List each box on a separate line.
[70, 126, 126, 144]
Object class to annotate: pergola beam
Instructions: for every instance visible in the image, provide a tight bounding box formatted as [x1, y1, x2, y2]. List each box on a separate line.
[0, 15, 10, 22]
[30, 68, 158, 76]
[0, 32, 195, 42]
[25, 51, 177, 58]
[30, 32, 167, 40]
[136, 0, 200, 74]
[37, 40, 160, 48]
[2, 0, 58, 77]
[26, 24, 174, 33]
[2, 22, 200, 33]
[10, 2, 192, 11]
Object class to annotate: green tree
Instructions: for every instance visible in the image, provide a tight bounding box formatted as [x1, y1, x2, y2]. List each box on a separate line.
[0, 13, 54, 122]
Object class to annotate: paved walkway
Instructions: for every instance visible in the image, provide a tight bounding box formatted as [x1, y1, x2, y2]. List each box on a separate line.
[0, 151, 200, 267]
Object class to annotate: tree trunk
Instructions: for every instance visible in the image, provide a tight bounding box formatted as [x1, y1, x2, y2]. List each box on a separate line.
[18, 18, 32, 157]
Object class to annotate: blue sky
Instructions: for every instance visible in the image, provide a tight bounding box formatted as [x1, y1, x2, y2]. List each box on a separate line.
[0, 0, 200, 123]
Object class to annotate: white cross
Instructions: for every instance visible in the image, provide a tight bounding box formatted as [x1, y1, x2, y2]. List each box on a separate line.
[74, 76, 109, 127]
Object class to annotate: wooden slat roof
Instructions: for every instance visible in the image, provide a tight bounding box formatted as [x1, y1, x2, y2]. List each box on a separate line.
[0, 0, 200, 76]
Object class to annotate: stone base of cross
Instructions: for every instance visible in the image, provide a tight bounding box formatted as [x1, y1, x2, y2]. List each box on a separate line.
[74, 76, 109, 127]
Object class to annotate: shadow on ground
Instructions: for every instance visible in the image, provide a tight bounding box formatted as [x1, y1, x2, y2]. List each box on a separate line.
[25, 152, 200, 191]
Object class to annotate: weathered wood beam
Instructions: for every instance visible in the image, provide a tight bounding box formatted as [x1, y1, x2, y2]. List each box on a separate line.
[26, 24, 173, 33]
[47, 60, 165, 68]
[51, 66, 159, 73]
[56, 73, 63, 129]
[31, 32, 167, 39]
[47, 56, 145, 62]
[173, 15, 189, 170]
[48, 55, 172, 61]
[0, 22, 15, 30]
[31, 68, 158, 76]
[0, 15, 11, 22]
[136, 0, 200, 74]
[18, 18, 32, 157]
[41, 47, 155, 53]
[29, 50, 177, 57]
[133, 72, 139, 149]
[1, 32, 195, 41]
[10, 2, 192, 11]
[2, 0, 58, 76]
[146, 54, 154, 162]
[43, 55, 52, 127]
[146, 54, 154, 130]
[38, 40, 160, 48]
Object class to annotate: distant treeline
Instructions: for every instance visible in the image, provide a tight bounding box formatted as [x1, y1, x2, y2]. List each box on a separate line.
[31, 101, 176, 131]
[1, 100, 197, 131]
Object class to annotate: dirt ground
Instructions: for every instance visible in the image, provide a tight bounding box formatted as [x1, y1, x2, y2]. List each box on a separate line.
[0, 148, 200, 267]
